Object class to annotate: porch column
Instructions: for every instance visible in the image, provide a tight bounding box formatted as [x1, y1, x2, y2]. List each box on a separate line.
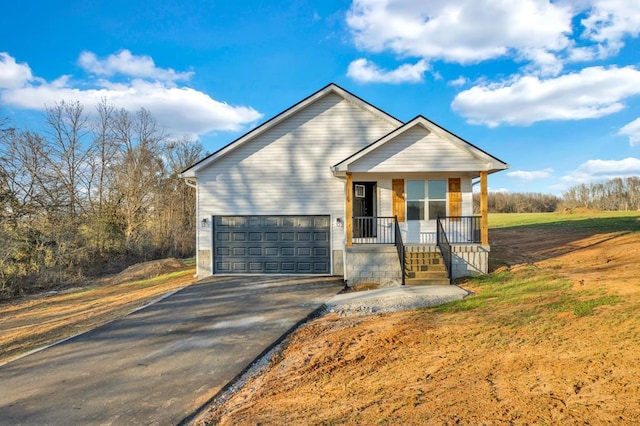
[480, 170, 489, 245]
[346, 172, 353, 247]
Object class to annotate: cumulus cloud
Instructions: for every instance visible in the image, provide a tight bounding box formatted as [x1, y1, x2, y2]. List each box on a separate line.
[347, 58, 428, 83]
[507, 168, 554, 180]
[0, 52, 34, 89]
[0, 52, 262, 136]
[619, 118, 640, 146]
[78, 50, 193, 83]
[451, 66, 640, 126]
[346, 0, 572, 68]
[345, 0, 640, 87]
[580, 0, 640, 56]
[562, 157, 640, 184]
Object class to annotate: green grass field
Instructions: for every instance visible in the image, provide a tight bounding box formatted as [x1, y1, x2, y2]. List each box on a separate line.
[489, 211, 640, 233]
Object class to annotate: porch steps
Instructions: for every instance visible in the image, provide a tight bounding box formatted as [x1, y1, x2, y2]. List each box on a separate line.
[404, 248, 450, 285]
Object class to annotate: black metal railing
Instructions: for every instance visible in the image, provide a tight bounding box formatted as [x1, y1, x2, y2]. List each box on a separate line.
[393, 216, 405, 286]
[436, 218, 453, 284]
[437, 216, 481, 243]
[352, 216, 396, 244]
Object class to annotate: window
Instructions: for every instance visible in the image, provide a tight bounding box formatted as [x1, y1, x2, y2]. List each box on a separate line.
[406, 180, 425, 220]
[428, 180, 447, 220]
[405, 180, 447, 220]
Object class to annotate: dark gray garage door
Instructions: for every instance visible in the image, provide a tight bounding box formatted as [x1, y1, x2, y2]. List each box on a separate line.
[213, 215, 331, 274]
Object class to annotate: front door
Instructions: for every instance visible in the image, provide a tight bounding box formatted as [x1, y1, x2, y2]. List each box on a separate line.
[353, 182, 376, 238]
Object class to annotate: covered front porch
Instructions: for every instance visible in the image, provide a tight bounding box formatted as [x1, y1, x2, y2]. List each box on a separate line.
[330, 115, 507, 286]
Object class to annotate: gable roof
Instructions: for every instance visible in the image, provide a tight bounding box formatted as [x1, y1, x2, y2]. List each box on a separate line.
[180, 83, 403, 177]
[332, 115, 509, 175]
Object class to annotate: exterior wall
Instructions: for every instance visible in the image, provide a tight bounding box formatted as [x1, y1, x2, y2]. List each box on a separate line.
[451, 244, 489, 278]
[348, 126, 490, 173]
[197, 249, 211, 278]
[344, 246, 402, 286]
[195, 93, 397, 276]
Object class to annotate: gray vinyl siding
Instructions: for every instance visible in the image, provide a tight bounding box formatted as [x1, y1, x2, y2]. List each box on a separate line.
[196, 92, 398, 259]
[348, 126, 489, 173]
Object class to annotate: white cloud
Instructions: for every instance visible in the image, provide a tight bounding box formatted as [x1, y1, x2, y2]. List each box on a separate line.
[619, 118, 640, 146]
[451, 66, 640, 126]
[346, 0, 573, 69]
[78, 50, 193, 83]
[0, 52, 34, 89]
[580, 0, 640, 56]
[347, 58, 428, 83]
[562, 157, 640, 184]
[507, 168, 554, 180]
[0, 52, 262, 136]
[472, 185, 508, 193]
[448, 76, 467, 87]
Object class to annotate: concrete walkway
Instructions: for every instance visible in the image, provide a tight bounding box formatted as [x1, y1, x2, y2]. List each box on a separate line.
[326, 285, 469, 315]
[0, 276, 342, 425]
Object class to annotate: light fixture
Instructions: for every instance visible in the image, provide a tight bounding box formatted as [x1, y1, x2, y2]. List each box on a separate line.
[201, 218, 209, 227]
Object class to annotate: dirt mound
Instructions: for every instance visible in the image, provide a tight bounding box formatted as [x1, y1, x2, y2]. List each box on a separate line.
[110, 258, 187, 285]
[555, 206, 600, 215]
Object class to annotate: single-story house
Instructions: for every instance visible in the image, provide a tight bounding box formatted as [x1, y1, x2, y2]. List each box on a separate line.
[180, 83, 508, 285]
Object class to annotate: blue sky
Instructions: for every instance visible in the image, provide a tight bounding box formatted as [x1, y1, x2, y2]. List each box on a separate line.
[1, 0, 640, 195]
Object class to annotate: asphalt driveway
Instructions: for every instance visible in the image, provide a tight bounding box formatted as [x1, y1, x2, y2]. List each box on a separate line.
[0, 276, 342, 425]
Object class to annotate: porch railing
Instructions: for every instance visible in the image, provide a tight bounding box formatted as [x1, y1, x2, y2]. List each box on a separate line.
[352, 216, 396, 244]
[436, 217, 453, 284]
[437, 216, 481, 244]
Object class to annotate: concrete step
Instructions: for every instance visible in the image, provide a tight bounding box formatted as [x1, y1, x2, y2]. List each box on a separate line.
[405, 277, 451, 286]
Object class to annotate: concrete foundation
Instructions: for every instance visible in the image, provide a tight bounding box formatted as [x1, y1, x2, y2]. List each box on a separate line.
[345, 244, 489, 286]
[345, 245, 402, 286]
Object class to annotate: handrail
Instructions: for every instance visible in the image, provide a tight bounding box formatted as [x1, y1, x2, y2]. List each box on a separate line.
[393, 216, 405, 286]
[436, 217, 453, 284]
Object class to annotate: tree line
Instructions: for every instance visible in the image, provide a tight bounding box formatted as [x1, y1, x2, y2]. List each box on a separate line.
[561, 177, 640, 211]
[473, 176, 640, 214]
[0, 100, 203, 298]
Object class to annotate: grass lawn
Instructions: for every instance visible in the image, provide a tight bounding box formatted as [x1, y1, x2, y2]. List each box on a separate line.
[489, 210, 640, 231]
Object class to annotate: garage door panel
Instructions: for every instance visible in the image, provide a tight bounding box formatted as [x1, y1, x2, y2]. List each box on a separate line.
[313, 247, 328, 257]
[314, 262, 329, 273]
[232, 247, 247, 256]
[249, 232, 262, 241]
[232, 232, 246, 241]
[297, 247, 311, 256]
[214, 215, 330, 274]
[297, 232, 311, 241]
[265, 232, 278, 241]
[216, 232, 230, 241]
[281, 247, 295, 256]
[281, 232, 294, 241]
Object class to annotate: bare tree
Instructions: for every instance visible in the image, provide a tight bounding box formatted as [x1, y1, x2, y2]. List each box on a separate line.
[112, 107, 165, 254]
[44, 100, 91, 219]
